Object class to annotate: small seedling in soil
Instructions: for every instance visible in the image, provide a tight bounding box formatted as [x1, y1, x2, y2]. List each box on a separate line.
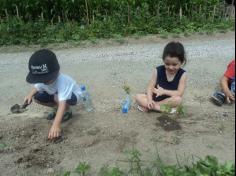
[123, 84, 131, 95]
[176, 104, 187, 117]
[75, 162, 91, 176]
[63, 171, 71, 176]
[0, 143, 7, 150]
[160, 104, 186, 117]
[160, 104, 172, 114]
[126, 149, 143, 175]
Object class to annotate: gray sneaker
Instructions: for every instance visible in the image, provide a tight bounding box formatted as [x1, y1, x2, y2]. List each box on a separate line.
[47, 109, 72, 122]
[211, 91, 226, 106]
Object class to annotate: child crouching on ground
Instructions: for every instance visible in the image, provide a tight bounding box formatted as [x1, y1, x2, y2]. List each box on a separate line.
[211, 59, 235, 106]
[24, 49, 82, 140]
[135, 41, 187, 113]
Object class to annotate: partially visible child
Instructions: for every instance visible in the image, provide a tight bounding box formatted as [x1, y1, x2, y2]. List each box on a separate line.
[211, 59, 235, 106]
[24, 49, 82, 140]
[135, 41, 187, 113]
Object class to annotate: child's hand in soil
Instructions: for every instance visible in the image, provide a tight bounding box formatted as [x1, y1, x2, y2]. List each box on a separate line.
[24, 88, 38, 105]
[225, 91, 235, 103]
[48, 124, 61, 140]
[24, 95, 33, 105]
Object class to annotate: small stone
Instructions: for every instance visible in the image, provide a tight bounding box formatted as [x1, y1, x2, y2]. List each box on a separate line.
[31, 135, 36, 140]
[87, 127, 101, 136]
[222, 112, 228, 117]
[46, 168, 55, 174]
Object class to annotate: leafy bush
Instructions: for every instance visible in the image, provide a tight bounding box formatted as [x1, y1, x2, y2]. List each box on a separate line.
[0, 0, 234, 45]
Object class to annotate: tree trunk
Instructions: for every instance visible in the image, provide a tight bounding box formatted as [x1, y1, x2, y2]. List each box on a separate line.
[85, 0, 90, 24]
[179, 6, 183, 20]
[225, 0, 235, 18]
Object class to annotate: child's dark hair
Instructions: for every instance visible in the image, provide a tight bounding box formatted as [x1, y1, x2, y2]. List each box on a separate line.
[162, 41, 187, 65]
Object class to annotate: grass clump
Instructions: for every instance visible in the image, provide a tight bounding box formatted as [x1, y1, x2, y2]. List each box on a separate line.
[75, 162, 91, 176]
[123, 84, 131, 95]
[59, 149, 235, 176]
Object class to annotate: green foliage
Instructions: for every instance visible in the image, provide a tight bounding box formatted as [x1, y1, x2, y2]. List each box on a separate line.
[184, 156, 235, 176]
[160, 104, 187, 117]
[126, 149, 143, 175]
[60, 150, 235, 176]
[75, 162, 91, 176]
[62, 171, 71, 176]
[123, 84, 131, 95]
[0, 0, 234, 45]
[176, 104, 187, 116]
[160, 104, 172, 114]
[99, 166, 124, 176]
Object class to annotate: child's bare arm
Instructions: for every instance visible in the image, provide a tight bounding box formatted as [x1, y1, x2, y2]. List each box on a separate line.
[145, 70, 157, 109]
[48, 101, 66, 140]
[24, 88, 38, 104]
[221, 76, 235, 103]
[155, 73, 187, 97]
[147, 70, 157, 100]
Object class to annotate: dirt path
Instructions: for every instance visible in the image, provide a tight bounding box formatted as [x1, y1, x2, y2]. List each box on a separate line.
[0, 32, 235, 175]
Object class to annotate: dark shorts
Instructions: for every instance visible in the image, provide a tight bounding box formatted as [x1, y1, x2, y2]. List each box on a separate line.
[34, 91, 77, 106]
[152, 94, 170, 102]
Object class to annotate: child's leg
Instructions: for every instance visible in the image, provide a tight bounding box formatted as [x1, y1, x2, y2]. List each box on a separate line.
[152, 96, 182, 111]
[135, 94, 149, 112]
[34, 91, 56, 107]
[136, 94, 182, 112]
[52, 94, 77, 122]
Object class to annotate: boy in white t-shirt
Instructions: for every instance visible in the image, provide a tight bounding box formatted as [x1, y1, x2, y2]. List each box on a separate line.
[24, 49, 81, 140]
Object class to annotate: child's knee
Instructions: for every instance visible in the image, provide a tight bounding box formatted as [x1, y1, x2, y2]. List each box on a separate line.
[135, 94, 144, 102]
[34, 92, 55, 104]
[173, 96, 182, 104]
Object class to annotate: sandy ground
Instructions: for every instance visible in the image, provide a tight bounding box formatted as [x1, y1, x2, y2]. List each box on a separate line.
[0, 32, 235, 175]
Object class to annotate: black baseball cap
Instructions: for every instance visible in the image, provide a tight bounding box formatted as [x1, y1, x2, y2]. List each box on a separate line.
[26, 49, 60, 84]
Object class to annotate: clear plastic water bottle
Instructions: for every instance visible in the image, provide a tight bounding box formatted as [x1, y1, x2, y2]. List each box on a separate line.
[79, 85, 94, 112]
[122, 96, 131, 113]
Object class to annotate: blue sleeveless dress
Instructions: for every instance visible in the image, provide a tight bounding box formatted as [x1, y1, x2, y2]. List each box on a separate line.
[153, 65, 186, 102]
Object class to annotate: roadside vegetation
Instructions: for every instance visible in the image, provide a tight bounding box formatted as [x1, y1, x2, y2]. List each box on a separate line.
[60, 149, 235, 176]
[0, 0, 235, 45]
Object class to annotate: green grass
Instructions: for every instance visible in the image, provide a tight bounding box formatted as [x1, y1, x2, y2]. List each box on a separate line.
[75, 162, 91, 176]
[58, 149, 235, 176]
[0, 18, 234, 46]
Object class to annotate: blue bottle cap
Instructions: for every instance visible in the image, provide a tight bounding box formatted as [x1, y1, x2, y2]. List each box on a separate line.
[81, 85, 86, 91]
[122, 108, 128, 113]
